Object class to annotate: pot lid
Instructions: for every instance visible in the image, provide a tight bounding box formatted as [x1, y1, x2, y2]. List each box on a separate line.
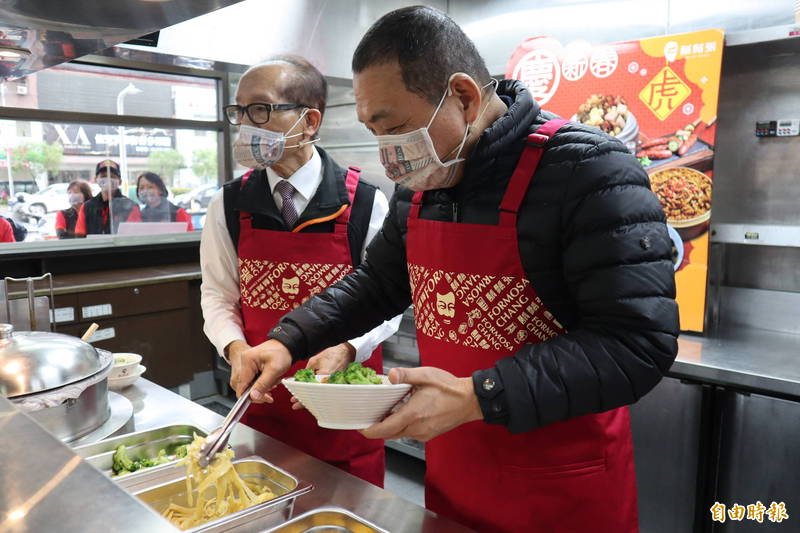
[0, 324, 102, 398]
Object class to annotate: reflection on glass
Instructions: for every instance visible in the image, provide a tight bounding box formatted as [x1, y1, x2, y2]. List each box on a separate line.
[76, 159, 141, 236]
[1, 120, 218, 242]
[136, 172, 194, 232]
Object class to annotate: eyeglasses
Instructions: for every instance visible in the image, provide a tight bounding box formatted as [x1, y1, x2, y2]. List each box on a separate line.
[223, 103, 305, 125]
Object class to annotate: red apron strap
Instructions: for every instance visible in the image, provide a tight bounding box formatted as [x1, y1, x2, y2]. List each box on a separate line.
[333, 166, 361, 233]
[499, 118, 569, 227]
[409, 190, 425, 219]
[238, 169, 255, 222]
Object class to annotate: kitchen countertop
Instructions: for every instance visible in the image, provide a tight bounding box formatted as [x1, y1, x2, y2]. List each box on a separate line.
[669, 327, 800, 400]
[118, 378, 473, 532]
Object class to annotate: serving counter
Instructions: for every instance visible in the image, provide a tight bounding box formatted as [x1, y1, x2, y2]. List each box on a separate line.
[1, 377, 473, 533]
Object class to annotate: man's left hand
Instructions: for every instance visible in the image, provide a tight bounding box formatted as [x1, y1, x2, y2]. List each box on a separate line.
[290, 342, 356, 411]
[359, 366, 483, 442]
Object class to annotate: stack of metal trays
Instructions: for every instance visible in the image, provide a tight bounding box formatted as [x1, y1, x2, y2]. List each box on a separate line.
[75, 424, 313, 532]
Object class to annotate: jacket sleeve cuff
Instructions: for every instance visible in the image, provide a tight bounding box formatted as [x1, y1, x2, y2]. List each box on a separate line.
[472, 367, 510, 426]
[267, 322, 307, 363]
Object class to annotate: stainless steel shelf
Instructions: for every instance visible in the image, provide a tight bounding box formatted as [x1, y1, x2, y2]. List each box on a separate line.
[386, 438, 426, 461]
[726, 24, 800, 46]
[710, 223, 800, 247]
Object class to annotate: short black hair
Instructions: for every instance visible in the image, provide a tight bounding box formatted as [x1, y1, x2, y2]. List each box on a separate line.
[264, 54, 327, 119]
[137, 172, 169, 199]
[352, 5, 491, 104]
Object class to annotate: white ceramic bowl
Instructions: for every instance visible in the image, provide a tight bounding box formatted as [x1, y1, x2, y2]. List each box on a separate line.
[110, 353, 142, 379]
[108, 364, 146, 390]
[282, 376, 412, 430]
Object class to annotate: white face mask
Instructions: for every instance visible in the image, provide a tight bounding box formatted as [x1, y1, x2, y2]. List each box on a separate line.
[97, 177, 119, 192]
[68, 193, 84, 206]
[232, 109, 316, 169]
[139, 190, 161, 205]
[376, 75, 497, 191]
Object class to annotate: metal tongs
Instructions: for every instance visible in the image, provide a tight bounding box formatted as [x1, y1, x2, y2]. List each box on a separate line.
[198, 383, 254, 467]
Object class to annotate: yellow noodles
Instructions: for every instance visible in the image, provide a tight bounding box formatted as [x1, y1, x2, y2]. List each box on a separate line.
[162, 435, 275, 530]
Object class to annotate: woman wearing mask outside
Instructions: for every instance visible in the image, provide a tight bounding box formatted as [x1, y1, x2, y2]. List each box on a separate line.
[55, 180, 92, 239]
[137, 172, 194, 231]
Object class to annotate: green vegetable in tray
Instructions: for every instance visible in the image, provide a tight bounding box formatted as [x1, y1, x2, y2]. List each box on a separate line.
[111, 444, 180, 476]
[637, 156, 652, 168]
[174, 444, 189, 458]
[293, 368, 318, 383]
[112, 445, 136, 475]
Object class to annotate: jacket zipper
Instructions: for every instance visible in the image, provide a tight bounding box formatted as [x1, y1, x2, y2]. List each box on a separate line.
[452, 202, 459, 222]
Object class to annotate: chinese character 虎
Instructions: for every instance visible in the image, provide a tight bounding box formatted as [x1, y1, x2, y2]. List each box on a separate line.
[747, 501, 767, 523]
[639, 66, 692, 120]
[728, 504, 745, 521]
[705, 41, 717, 53]
[710, 502, 726, 523]
[767, 502, 789, 523]
[680, 44, 692, 56]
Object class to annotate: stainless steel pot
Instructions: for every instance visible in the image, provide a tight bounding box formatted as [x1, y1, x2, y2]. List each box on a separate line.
[0, 323, 112, 442]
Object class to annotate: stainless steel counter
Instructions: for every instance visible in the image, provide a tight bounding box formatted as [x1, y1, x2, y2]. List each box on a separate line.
[670, 327, 800, 400]
[117, 378, 473, 532]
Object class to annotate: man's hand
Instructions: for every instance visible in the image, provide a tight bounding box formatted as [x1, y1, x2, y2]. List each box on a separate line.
[359, 367, 483, 442]
[226, 340, 251, 393]
[233, 339, 293, 403]
[290, 342, 356, 411]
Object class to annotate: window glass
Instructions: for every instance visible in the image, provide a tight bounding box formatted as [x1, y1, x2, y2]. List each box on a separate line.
[0, 118, 219, 242]
[0, 62, 218, 121]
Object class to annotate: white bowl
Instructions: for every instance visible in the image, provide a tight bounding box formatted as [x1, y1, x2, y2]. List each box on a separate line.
[108, 364, 146, 390]
[281, 376, 412, 430]
[110, 353, 142, 379]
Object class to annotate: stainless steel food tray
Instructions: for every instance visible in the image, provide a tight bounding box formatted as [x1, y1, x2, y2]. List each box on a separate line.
[73, 423, 209, 487]
[265, 506, 390, 533]
[134, 456, 313, 532]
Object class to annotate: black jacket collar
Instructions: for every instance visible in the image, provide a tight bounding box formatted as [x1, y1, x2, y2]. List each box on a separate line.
[235, 147, 350, 228]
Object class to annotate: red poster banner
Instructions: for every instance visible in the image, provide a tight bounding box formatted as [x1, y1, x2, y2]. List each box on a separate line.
[507, 29, 725, 332]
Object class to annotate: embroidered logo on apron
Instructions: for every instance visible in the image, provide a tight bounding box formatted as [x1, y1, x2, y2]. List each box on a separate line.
[409, 264, 564, 350]
[240, 259, 352, 310]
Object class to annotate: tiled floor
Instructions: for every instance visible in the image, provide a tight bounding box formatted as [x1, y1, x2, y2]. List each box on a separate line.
[194, 395, 427, 507]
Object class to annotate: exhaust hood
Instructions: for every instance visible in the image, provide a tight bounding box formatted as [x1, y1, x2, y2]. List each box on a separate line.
[0, 0, 244, 80]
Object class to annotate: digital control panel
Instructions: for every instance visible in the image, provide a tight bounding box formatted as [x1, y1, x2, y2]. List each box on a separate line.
[756, 118, 799, 137]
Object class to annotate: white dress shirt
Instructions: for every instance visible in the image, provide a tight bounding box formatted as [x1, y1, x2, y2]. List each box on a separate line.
[201, 147, 401, 363]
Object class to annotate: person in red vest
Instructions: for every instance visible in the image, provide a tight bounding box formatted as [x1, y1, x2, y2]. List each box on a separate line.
[200, 55, 400, 487]
[232, 7, 679, 533]
[0, 216, 15, 243]
[55, 180, 92, 239]
[75, 159, 141, 236]
[136, 172, 194, 231]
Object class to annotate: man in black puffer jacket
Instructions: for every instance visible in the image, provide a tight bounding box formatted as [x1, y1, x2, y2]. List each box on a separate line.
[233, 6, 678, 533]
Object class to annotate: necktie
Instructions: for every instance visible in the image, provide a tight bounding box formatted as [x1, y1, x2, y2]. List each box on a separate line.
[275, 179, 299, 227]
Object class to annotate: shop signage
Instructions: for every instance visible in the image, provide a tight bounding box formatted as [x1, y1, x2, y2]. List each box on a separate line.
[43, 123, 176, 157]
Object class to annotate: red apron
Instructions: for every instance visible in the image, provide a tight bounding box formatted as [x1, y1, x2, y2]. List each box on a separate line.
[406, 119, 638, 532]
[237, 168, 385, 487]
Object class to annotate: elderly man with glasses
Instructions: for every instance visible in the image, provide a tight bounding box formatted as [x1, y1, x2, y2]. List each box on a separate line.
[200, 55, 400, 487]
